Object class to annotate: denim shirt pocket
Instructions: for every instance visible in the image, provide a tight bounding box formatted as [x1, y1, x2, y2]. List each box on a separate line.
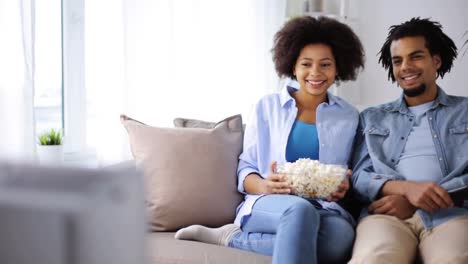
[363, 126, 391, 162]
[364, 126, 390, 137]
[449, 122, 468, 135]
[449, 122, 468, 161]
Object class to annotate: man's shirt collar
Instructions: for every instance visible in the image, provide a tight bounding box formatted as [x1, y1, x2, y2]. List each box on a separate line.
[383, 86, 455, 114]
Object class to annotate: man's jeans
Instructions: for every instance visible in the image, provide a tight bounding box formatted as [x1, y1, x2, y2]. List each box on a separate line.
[228, 194, 355, 264]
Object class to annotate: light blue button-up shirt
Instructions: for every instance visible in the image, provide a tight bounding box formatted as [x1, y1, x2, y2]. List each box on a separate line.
[352, 87, 468, 229]
[234, 85, 359, 226]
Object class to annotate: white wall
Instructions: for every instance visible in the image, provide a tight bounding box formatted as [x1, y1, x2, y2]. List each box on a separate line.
[349, 0, 468, 109]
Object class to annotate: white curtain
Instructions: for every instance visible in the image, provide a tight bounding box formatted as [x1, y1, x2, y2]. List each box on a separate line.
[85, 0, 287, 165]
[0, 0, 35, 161]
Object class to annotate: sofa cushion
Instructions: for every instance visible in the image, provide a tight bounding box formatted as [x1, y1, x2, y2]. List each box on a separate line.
[173, 117, 217, 129]
[174, 116, 246, 131]
[147, 232, 271, 264]
[121, 114, 243, 231]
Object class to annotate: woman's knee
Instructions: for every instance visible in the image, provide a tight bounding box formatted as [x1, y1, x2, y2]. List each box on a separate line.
[245, 195, 315, 233]
[276, 199, 320, 239]
[281, 198, 319, 221]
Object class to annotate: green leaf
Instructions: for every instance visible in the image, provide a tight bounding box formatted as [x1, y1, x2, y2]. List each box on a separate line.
[38, 129, 63, 145]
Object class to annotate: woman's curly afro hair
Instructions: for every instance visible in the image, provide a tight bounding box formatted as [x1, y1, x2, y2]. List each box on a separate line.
[378, 17, 457, 82]
[272, 16, 364, 82]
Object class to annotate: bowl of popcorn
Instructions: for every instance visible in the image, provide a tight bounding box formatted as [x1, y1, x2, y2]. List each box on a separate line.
[276, 158, 347, 199]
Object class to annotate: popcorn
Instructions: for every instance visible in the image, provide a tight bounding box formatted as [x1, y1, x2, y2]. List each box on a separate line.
[276, 158, 347, 199]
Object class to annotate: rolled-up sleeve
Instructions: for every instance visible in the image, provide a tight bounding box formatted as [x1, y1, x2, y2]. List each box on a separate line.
[237, 136, 261, 193]
[440, 172, 468, 192]
[237, 161, 259, 194]
[237, 102, 262, 194]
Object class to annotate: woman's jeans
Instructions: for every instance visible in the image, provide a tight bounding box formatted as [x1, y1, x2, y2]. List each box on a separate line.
[228, 194, 355, 264]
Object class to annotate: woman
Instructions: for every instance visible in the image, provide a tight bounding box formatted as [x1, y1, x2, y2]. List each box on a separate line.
[176, 16, 364, 264]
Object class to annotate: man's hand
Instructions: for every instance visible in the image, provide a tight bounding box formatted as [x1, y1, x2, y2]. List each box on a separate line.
[368, 195, 416, 219]
[327, 169, 351, 202]
[403, 182, 454, 213]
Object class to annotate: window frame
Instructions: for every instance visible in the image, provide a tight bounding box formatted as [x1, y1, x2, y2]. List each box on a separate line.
[62, 0, 86, 154]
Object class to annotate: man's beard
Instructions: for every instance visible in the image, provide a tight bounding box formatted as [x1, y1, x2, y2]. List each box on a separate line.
[402, 84, 426, 97]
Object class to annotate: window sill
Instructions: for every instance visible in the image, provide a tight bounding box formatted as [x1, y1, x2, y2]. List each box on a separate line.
[63, 148, 99, 168]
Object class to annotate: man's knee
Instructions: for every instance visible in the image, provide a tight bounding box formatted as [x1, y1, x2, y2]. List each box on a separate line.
[420, 215, 468, 264]
[422, 252, 468, 264]
[421, 243, 468, 264]
[349, 215, 417, 264]
[349, 254, 398, 264]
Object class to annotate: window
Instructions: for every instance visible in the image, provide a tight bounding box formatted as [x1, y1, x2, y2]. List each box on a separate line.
[34, 0, 63, 137]
[34, 0, 88, 162]
[32, 0, 282, 165]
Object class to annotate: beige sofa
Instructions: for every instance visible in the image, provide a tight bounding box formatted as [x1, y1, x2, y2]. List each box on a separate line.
[146, 232, 271, 264]
[117, 114, 273, 263]
[111, 160, 271, 264]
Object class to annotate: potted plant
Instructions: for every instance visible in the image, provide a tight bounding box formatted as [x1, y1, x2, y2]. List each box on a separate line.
[36, 129, 64, 164]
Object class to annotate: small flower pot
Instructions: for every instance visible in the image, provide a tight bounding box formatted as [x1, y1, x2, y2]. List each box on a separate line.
[36, 145, 64, 165]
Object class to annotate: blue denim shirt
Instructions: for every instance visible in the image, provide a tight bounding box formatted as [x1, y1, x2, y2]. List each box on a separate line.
[352, 87, 468, 229]
[234, 85, 359, 226]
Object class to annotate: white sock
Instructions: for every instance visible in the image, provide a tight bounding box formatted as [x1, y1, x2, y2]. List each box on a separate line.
[174, 224, 240, 246]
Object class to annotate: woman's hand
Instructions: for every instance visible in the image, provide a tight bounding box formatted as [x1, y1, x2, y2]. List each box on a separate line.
[262, 161, 292, 195]
[327, 169, 351, 202]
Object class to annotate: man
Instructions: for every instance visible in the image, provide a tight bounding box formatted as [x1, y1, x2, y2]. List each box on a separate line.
[349, 18, 468, 264]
